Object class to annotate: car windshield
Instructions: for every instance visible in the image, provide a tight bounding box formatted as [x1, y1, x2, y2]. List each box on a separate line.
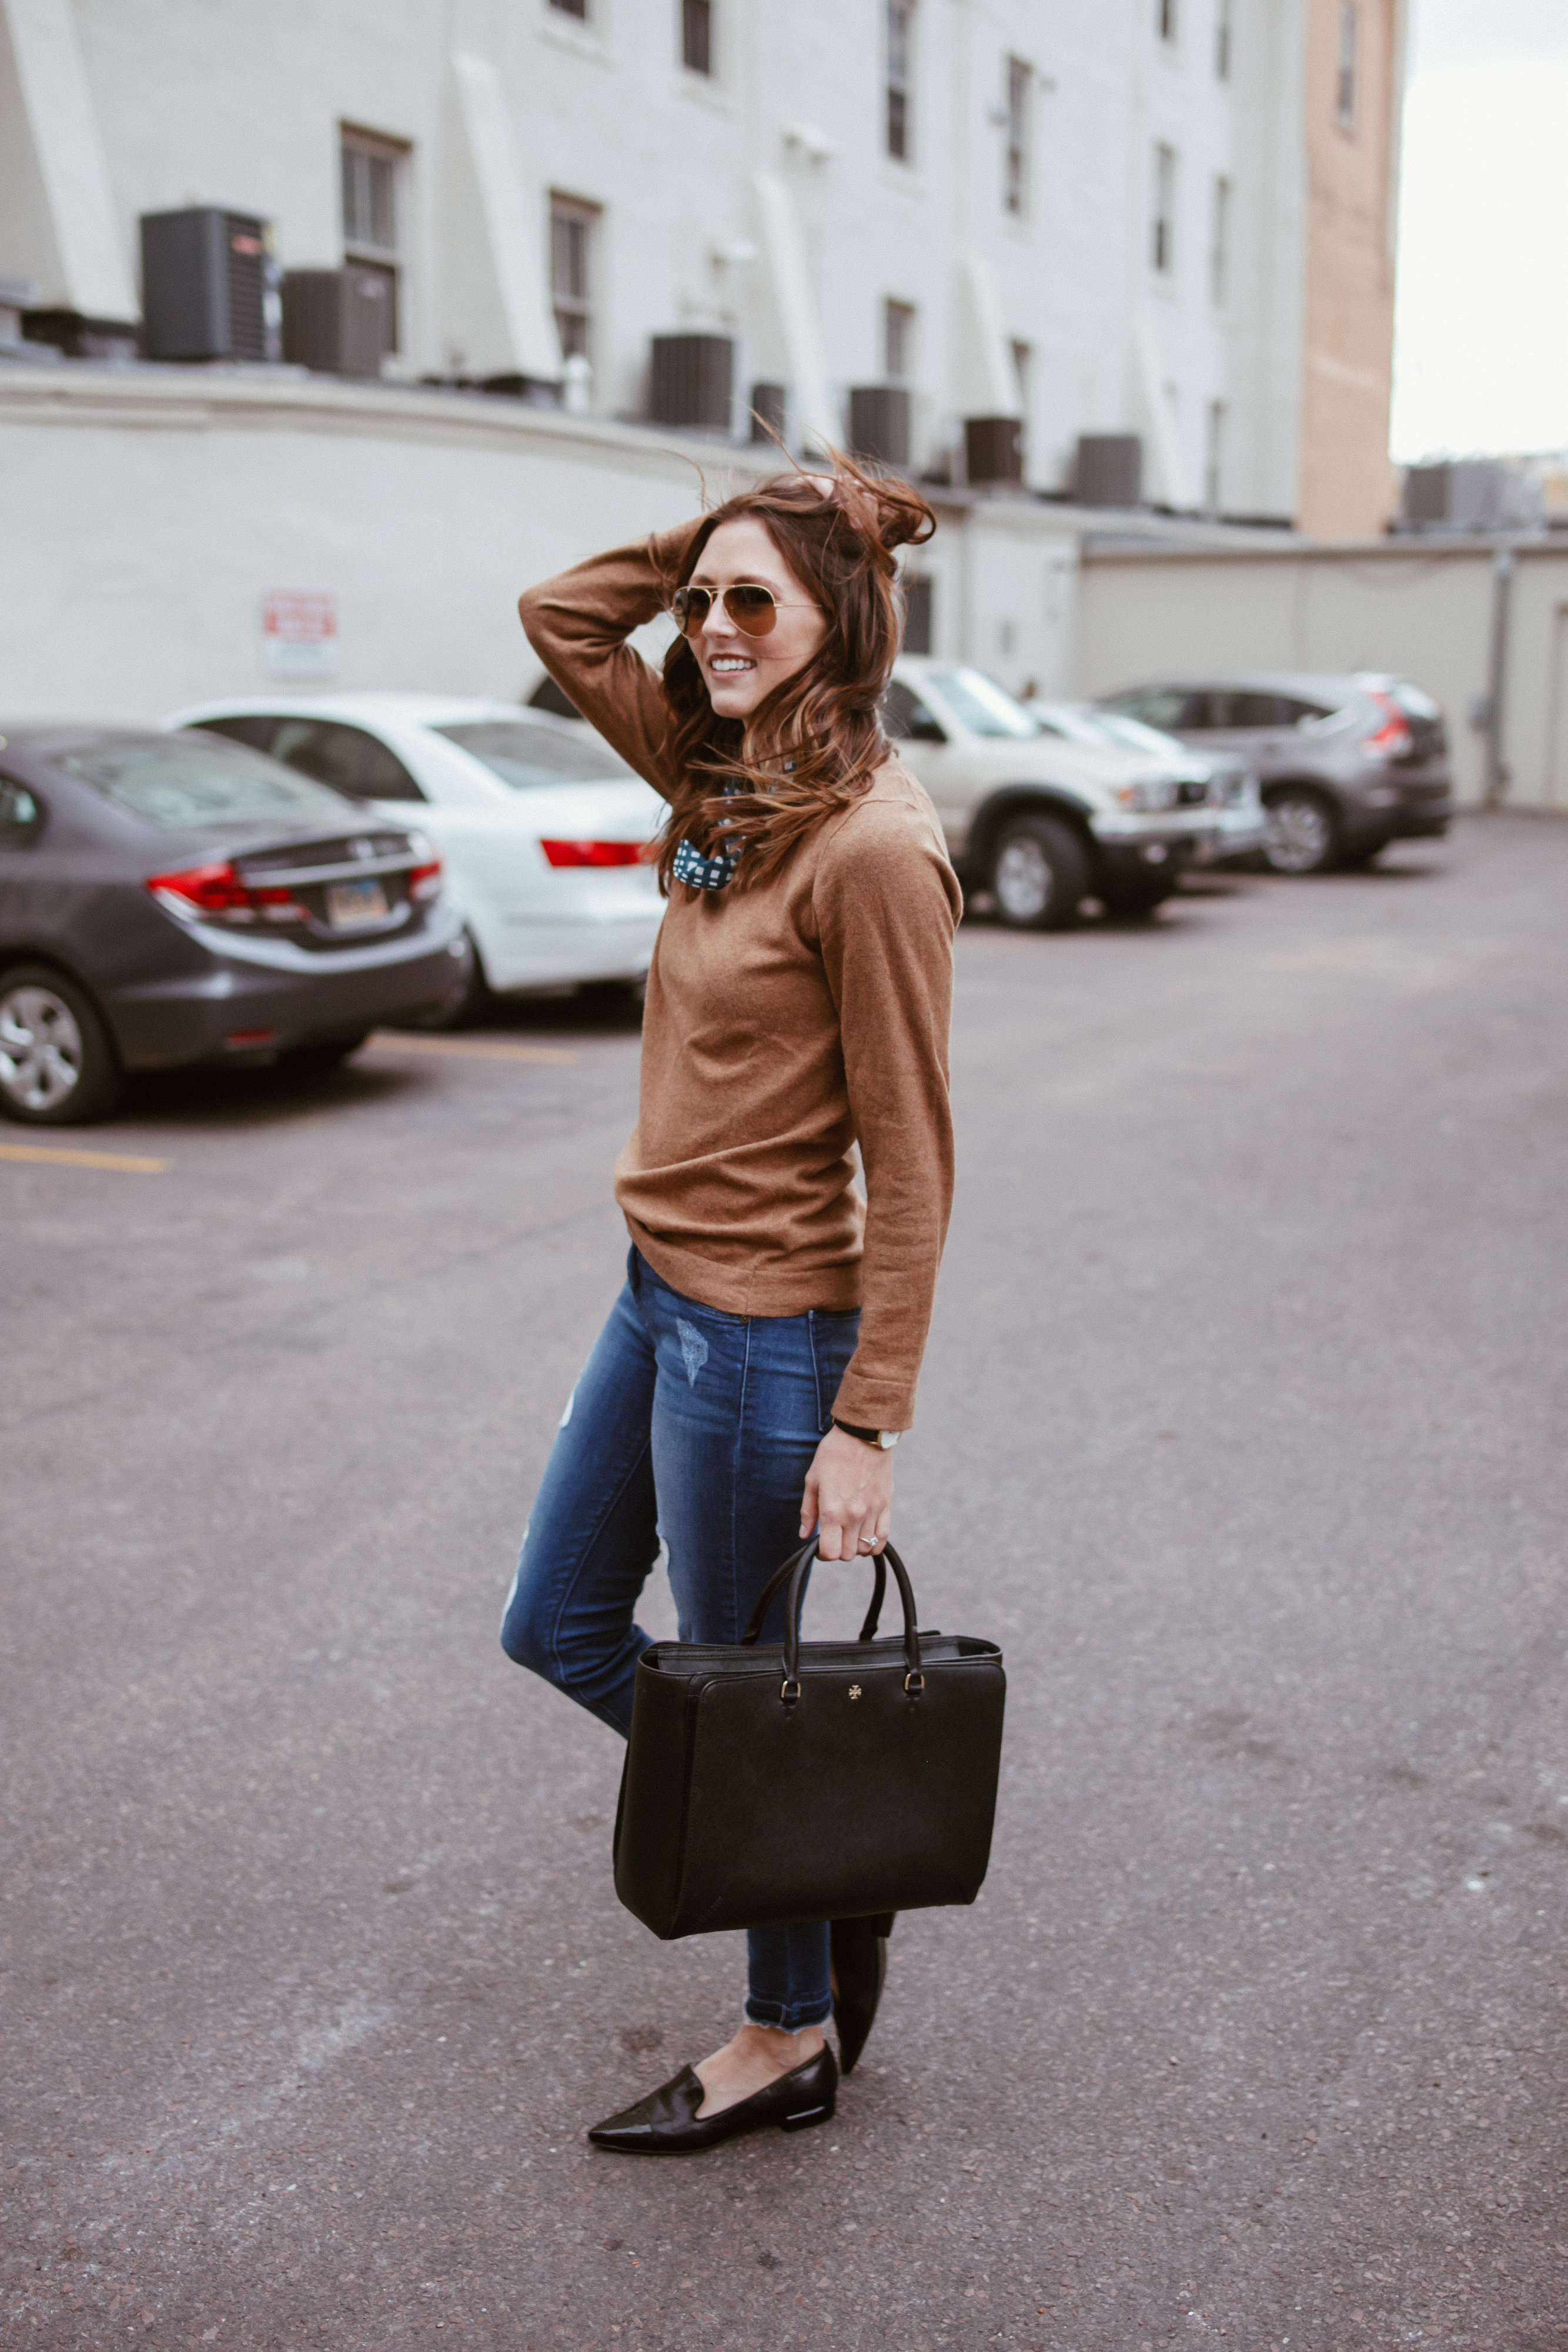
[1031, 704, 1111, 746]
[923, 669, 1039, 740]
[435, 720, 633, 789]
[56, 739, 352, 830]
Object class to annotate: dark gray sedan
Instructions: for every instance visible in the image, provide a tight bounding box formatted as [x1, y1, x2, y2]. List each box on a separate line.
[1095, 673, 1453, 874]
[0, 727, 467, 1124]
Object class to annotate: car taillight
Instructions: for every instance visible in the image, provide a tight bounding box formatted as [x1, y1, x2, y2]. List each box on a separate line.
[409, 857, 443, 901]
[146, 860, 304, 925]
[539, 839, 647, 868]
[1361, 693, 1412, 761]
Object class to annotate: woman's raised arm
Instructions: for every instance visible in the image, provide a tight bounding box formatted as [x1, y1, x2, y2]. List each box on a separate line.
[519, 521, 699, 803]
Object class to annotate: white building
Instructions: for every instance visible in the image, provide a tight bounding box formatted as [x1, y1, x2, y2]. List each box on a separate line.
[1, 0, 1431, 739]
[4, 0, 1405, 526]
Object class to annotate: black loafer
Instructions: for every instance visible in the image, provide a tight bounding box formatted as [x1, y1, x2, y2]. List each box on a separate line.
[830, 1912, 894, 2074]
[587, 2046, 838, 2156]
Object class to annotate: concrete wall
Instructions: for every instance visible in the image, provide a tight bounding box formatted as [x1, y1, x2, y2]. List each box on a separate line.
[1076, 538, 1568, 808]
[0, 362, 1084, 721]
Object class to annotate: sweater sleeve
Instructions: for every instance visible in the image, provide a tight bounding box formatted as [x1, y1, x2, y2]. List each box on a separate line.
[517, 522, 701, 802]
[813, 792, 962, 1429]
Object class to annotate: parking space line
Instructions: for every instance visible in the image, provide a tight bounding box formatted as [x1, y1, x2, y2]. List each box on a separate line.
[0, 1141, 170, 1174]
[365, 1032, 580, 1067]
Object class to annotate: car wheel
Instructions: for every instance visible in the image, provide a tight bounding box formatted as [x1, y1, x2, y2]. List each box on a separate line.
[989, 816, 1088, 931]
[0, 965, 124, 1126]
[412, 931, 491, 1031]
[1263, 787, 1340, 876]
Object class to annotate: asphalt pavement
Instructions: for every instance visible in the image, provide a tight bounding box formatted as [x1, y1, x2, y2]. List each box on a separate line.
[4, 816, 1567, 2352]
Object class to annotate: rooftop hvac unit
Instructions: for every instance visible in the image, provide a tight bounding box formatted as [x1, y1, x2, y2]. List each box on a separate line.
[141, 208, 280, 363]
[1075, 433, 1143, 507]
[965, 415, 1024, 487]
[282, 268, 394, 377]
[1402, 460, 1515, 532]
[648, 333, 733, 431]
[750, 381, 786, 443]
[849, 385, 911, 470]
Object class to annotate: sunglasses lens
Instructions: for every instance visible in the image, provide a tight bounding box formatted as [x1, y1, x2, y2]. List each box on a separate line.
[728, 585, 778, 637]
[673, 587, 711, 637]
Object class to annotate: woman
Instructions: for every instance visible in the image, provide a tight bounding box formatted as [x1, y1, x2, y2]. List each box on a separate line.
[502, 456, 961, 2155]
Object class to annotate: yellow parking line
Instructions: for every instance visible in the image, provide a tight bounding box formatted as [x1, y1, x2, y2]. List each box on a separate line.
[0, 1141, 169, 1174]
[365, 1031, 580, 1067]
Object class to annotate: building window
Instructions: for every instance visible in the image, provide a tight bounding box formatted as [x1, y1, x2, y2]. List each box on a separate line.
[1004, 58, 1031, 216]
[340, 129, 404, 355]
[1215, 0, 1232, 79]
[1335, 2, 1358, 125]
[1209, 175, 1231, 305]
[550, 195, 597, 365]
[549, 0, 589, 18]
[884, 299, 915, 381]
[1205, 399, 1225, 515]
[887, 1, 914, 161]
[1158, 0, 1178, 44]
[682, 0, 713, 76]
[1152, 143, 1176, 275]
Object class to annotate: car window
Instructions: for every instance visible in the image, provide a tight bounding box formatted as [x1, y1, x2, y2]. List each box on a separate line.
[1105, 689, 1199, 731]
[189, 715, 279, 754]
[54, 738, 354, 830]
[881, 680, 948, 743]
[0, 774, 45, 847]
[268, 719, 426, 801]
[1198, 690, 1286, 730]
[1275, 696, 1336, 728]
[1094, 712, 1187, 757]
[923, 669, 1038, 739]
[434, 720, 633, 788]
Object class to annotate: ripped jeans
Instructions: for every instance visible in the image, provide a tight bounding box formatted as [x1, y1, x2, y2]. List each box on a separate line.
[500, 1247, 860, 2032]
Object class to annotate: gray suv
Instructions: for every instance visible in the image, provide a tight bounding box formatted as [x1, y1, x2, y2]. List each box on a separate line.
[1096, 673, 1453, 874]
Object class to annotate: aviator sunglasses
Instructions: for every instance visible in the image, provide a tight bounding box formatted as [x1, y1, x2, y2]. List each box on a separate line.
[670, 582, 820, 639]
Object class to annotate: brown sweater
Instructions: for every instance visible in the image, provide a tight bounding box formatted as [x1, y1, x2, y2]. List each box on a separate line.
[519, 524, 960, 1430]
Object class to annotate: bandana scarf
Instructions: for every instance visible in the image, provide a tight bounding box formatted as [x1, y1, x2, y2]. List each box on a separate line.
[671, 779, 744, 893]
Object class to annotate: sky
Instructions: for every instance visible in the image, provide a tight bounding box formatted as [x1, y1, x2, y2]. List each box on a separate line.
[1390, 0, 1568, 460]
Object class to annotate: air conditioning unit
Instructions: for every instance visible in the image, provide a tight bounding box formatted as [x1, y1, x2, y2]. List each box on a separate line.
[750, 381, 787, 443]
[648, 333, 733, 431]
[141, 208, 280, 363]
[849, 386, 911, 470]
[282, 268, 394, 377]
[1075, 433, 1143, 507]
[1402, 460, 1516, 533]
[965, 415, 1024, 487]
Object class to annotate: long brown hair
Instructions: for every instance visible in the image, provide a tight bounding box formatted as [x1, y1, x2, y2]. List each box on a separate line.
[653, 453, 935, 894]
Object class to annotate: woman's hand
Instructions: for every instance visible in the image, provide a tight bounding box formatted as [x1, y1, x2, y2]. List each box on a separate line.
[800, 1425, 894, 1560]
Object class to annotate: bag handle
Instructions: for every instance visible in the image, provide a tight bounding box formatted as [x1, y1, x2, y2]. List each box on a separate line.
[739, 1539, 888, 1648]
[740, 1538, 923, 1695]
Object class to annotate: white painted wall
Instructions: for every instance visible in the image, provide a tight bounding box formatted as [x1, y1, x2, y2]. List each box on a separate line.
[1077, 540, 1568, 808]
[0, 365, 1084, 723]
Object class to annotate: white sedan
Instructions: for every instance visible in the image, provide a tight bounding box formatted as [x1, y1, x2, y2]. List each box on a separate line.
[163, 693, 666, 1017]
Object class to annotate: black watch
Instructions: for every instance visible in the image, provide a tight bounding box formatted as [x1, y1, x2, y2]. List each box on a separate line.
[831, 1418, 901, 1451]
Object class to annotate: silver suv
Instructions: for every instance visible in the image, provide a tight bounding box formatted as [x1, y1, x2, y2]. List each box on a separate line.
[1095, 673, 1453, 875]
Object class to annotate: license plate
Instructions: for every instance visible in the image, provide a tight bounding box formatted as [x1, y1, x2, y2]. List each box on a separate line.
[326, 877, 389, 931]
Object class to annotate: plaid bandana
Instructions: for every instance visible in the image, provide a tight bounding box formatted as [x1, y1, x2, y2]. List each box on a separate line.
[671, 836, 741, 891]
[671, 779, 745, 893]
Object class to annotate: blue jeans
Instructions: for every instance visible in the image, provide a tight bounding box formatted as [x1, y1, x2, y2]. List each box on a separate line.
[501, 1247, 859, 2031]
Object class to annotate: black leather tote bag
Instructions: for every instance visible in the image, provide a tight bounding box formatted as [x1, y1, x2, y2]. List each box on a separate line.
[613, 1538, 1005, 1940]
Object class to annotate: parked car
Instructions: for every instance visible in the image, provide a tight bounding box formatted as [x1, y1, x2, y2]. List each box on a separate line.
[0, 726, 465, 1125]
[884, 657, 1223, 924]
[166, 694, 666, 1021]
[1025, 698, 1271, 865]
[1095, 673, 1453, 874]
